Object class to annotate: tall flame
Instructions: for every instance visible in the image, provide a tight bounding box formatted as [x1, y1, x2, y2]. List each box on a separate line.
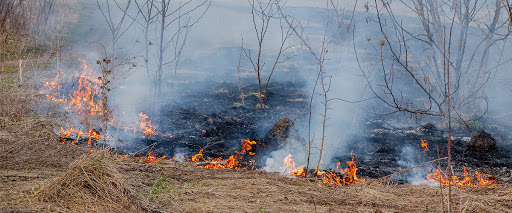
[139, 112, 156, 138]
[46, 58, 104, 144]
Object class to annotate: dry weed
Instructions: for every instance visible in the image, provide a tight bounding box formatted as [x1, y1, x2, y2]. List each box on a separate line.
[34, 150, 152, 212]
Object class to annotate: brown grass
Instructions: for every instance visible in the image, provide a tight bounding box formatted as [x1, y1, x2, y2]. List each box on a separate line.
[34, 150, 151, 212]
[116, 159, 512, 213]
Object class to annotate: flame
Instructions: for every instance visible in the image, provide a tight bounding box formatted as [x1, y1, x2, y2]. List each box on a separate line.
[281, 151, 363, 186]
[188, 139, 256, 170]
[46, 58, 103, 115]
[321, 151, 363, 186]
[138, 151, 166, 165]
[426, 166, 497, 188]
[281, 154, 306, 177]
[139, 112, 157, 138]
[45, 59, 104, 144]
[58, 125, 101, 145]
[420, 139, 429, 152]
[45, 59, 175, 144]
[67, 60, 103, 116]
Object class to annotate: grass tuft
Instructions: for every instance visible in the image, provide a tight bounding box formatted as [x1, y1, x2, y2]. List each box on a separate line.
[34, 151, 151, 212]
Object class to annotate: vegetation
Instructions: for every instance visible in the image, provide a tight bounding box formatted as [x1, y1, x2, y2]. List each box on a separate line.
[1, 0, 512, 212]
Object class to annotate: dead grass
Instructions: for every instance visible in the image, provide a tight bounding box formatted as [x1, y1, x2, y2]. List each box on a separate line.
[34, 150, 151, 212]
[118, 160, 512, 213]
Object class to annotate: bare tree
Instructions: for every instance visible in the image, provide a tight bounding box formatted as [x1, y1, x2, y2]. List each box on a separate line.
[361, 0, 511, 122]
[97, 0, 137, 58]
[358, 0, 512, 211]
[242, 0, 295, 109]
[134, 0, 158, 77]
[152, 0, 210, 96]
[278, 0, 358, 175]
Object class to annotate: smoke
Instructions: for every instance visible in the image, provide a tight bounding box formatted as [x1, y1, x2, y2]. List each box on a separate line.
[397, 146, 431, 185]
[38, 0, 512, 175]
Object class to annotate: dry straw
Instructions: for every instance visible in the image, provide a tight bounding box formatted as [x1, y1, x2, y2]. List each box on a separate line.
[34, 150, 152, 212]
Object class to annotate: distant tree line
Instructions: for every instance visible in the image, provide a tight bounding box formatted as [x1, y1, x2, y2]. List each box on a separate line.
[0, 0, 77, 44]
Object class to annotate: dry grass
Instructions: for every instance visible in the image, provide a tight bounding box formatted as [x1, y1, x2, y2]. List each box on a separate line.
[34, 150, 151, 212]
[117, 159, 512, 213]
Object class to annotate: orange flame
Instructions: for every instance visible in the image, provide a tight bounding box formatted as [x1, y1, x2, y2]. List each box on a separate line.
[420, 139, 429, 152]
[189, 139, 256, 170]
[139, 112, 156, 138]
[138, 151, 166, 165]
[45, 59, 104, 144]
[58, 125, 102, 145]
[281, 154, 306, 177]
[282, 151, 363, 186]
[426, 166, 497, 188]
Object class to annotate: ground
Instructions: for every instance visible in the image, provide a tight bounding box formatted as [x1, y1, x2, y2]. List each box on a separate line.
[0, 36, 511, 213]
[0, 82, 511, 212]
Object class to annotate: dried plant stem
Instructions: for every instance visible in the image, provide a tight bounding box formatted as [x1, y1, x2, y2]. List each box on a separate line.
[18, 59, 22, 83]
[237, 39, 245, 105]
[437, 145, 445, 213]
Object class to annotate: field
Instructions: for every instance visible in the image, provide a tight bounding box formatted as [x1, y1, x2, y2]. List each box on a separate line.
[0, 79, 511, 212]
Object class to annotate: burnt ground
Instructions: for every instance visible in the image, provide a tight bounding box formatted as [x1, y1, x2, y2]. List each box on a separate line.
[112, 80, 309, 164]
[345, 119, 512, 182]
[64, 80, 512, 183]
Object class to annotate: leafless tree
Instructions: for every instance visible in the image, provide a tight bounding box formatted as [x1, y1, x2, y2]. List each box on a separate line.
[152, 0, 210, 96]
[358, 0, 512, 211]
[360, 0, 511, 122]
[97, 0, 137, 58]
[134, 0, 158, 77]
[278, 0, 358, 175]
[242, 0, 295, 109]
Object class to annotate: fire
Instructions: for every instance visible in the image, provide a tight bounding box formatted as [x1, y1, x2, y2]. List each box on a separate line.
[281, 151, 363, 186]
[139, 112, 156, 138]
[44, 59, 173, 143]
[138, 151, 167, 165]
[67, 59, 103, 115]
[426, 166, 498, 188]
[420, 139, 429, 152]
[281, 154, 306, 177]
[321, 151, 363, 186]
[191, 149, 205, 162]
[46, 58, 103, 115]
[188, 139, 256, 170]
[45, 59, 104, 144]
[58, 125, 102, 145]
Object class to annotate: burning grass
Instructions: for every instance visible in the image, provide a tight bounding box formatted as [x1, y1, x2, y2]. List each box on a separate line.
[34, 150, 150, 212]
[186, 139, 257, 170]
[281, 151, 364, 187]
[427, 166, 499, 188]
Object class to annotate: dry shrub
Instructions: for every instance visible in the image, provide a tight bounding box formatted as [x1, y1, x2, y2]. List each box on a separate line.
[34, 150, 151, 212]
